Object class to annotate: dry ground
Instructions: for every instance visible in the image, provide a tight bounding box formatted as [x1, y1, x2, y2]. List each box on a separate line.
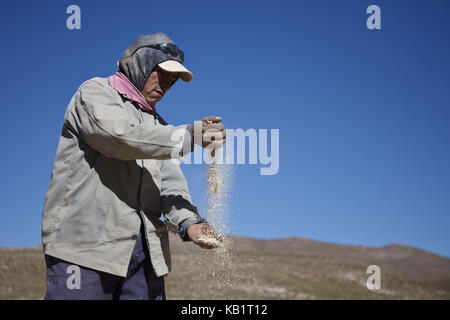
[1, 236, 449, 300]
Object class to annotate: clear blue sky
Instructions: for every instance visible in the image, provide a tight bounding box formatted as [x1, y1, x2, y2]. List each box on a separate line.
[0, 0, 449, 258]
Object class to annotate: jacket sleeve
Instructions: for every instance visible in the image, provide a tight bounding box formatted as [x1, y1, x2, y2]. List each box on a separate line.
[65, 78, 193, 161]
[160, 159, 206, 241]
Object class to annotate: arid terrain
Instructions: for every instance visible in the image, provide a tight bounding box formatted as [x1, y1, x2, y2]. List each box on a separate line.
[1, 234, 449, 299]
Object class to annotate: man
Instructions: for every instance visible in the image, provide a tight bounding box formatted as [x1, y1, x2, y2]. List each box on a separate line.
[41, 32, 226, 299]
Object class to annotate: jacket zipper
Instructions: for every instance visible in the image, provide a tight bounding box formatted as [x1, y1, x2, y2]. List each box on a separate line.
[151, 109, 157, 125]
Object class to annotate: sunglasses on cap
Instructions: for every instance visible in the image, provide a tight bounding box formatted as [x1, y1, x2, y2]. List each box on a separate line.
[149, 43, 184, 62]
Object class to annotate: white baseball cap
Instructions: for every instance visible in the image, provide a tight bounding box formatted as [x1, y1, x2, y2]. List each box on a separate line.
[158, 60, 193, 82]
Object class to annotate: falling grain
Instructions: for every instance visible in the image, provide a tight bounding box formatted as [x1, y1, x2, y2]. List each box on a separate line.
[200, 140, 236, 298]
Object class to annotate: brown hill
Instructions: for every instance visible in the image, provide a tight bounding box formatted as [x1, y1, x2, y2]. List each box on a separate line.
[1, 235, 449, 299]
[226, 236, 450, 281]
[168, 234, 450, 281]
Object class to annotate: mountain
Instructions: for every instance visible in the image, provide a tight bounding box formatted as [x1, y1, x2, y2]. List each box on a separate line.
[226, 236, 450, 281]
[1, 235, 449, 299]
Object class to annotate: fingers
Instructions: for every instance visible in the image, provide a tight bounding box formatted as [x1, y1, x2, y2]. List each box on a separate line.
[204, 122, 224, 131]
[203, 129, 226, 141]
[203, 137, 226, 151]
[203, 120, 225, 146]
[194, 223, 223, 249]
[192, 116, 226, 149]
[203, 115, 222, 123]
[198, 241, 218, 250]
[197, 239, 221, 249]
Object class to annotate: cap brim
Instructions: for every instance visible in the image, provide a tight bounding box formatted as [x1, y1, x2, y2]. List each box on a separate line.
[158, 60, 193, 82]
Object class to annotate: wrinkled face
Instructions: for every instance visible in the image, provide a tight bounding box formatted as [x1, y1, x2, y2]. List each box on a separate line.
[141, 65, 179, 107]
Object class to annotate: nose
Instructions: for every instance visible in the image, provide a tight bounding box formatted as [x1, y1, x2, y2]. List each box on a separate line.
[161, 76, 176, 91]
[160, 83, 170, 93]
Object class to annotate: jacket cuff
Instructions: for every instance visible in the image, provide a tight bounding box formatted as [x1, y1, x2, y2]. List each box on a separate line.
[179, 125, 194, 159]
[179, 220, 202, 241]
[178, 214, 207, 242]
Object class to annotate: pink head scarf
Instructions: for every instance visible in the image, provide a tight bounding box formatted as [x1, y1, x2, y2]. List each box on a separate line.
[108, 71, 153, 112]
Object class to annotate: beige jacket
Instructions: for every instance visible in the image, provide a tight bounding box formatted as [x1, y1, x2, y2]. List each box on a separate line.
[42, 77, 203, 277]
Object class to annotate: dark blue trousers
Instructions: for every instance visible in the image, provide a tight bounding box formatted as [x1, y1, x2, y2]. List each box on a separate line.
[44, 225, 166, 300]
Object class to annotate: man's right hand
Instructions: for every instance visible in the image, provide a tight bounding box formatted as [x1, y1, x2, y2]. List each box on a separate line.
[190, 116, 226, 149]
[186, 223, 223, 249]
